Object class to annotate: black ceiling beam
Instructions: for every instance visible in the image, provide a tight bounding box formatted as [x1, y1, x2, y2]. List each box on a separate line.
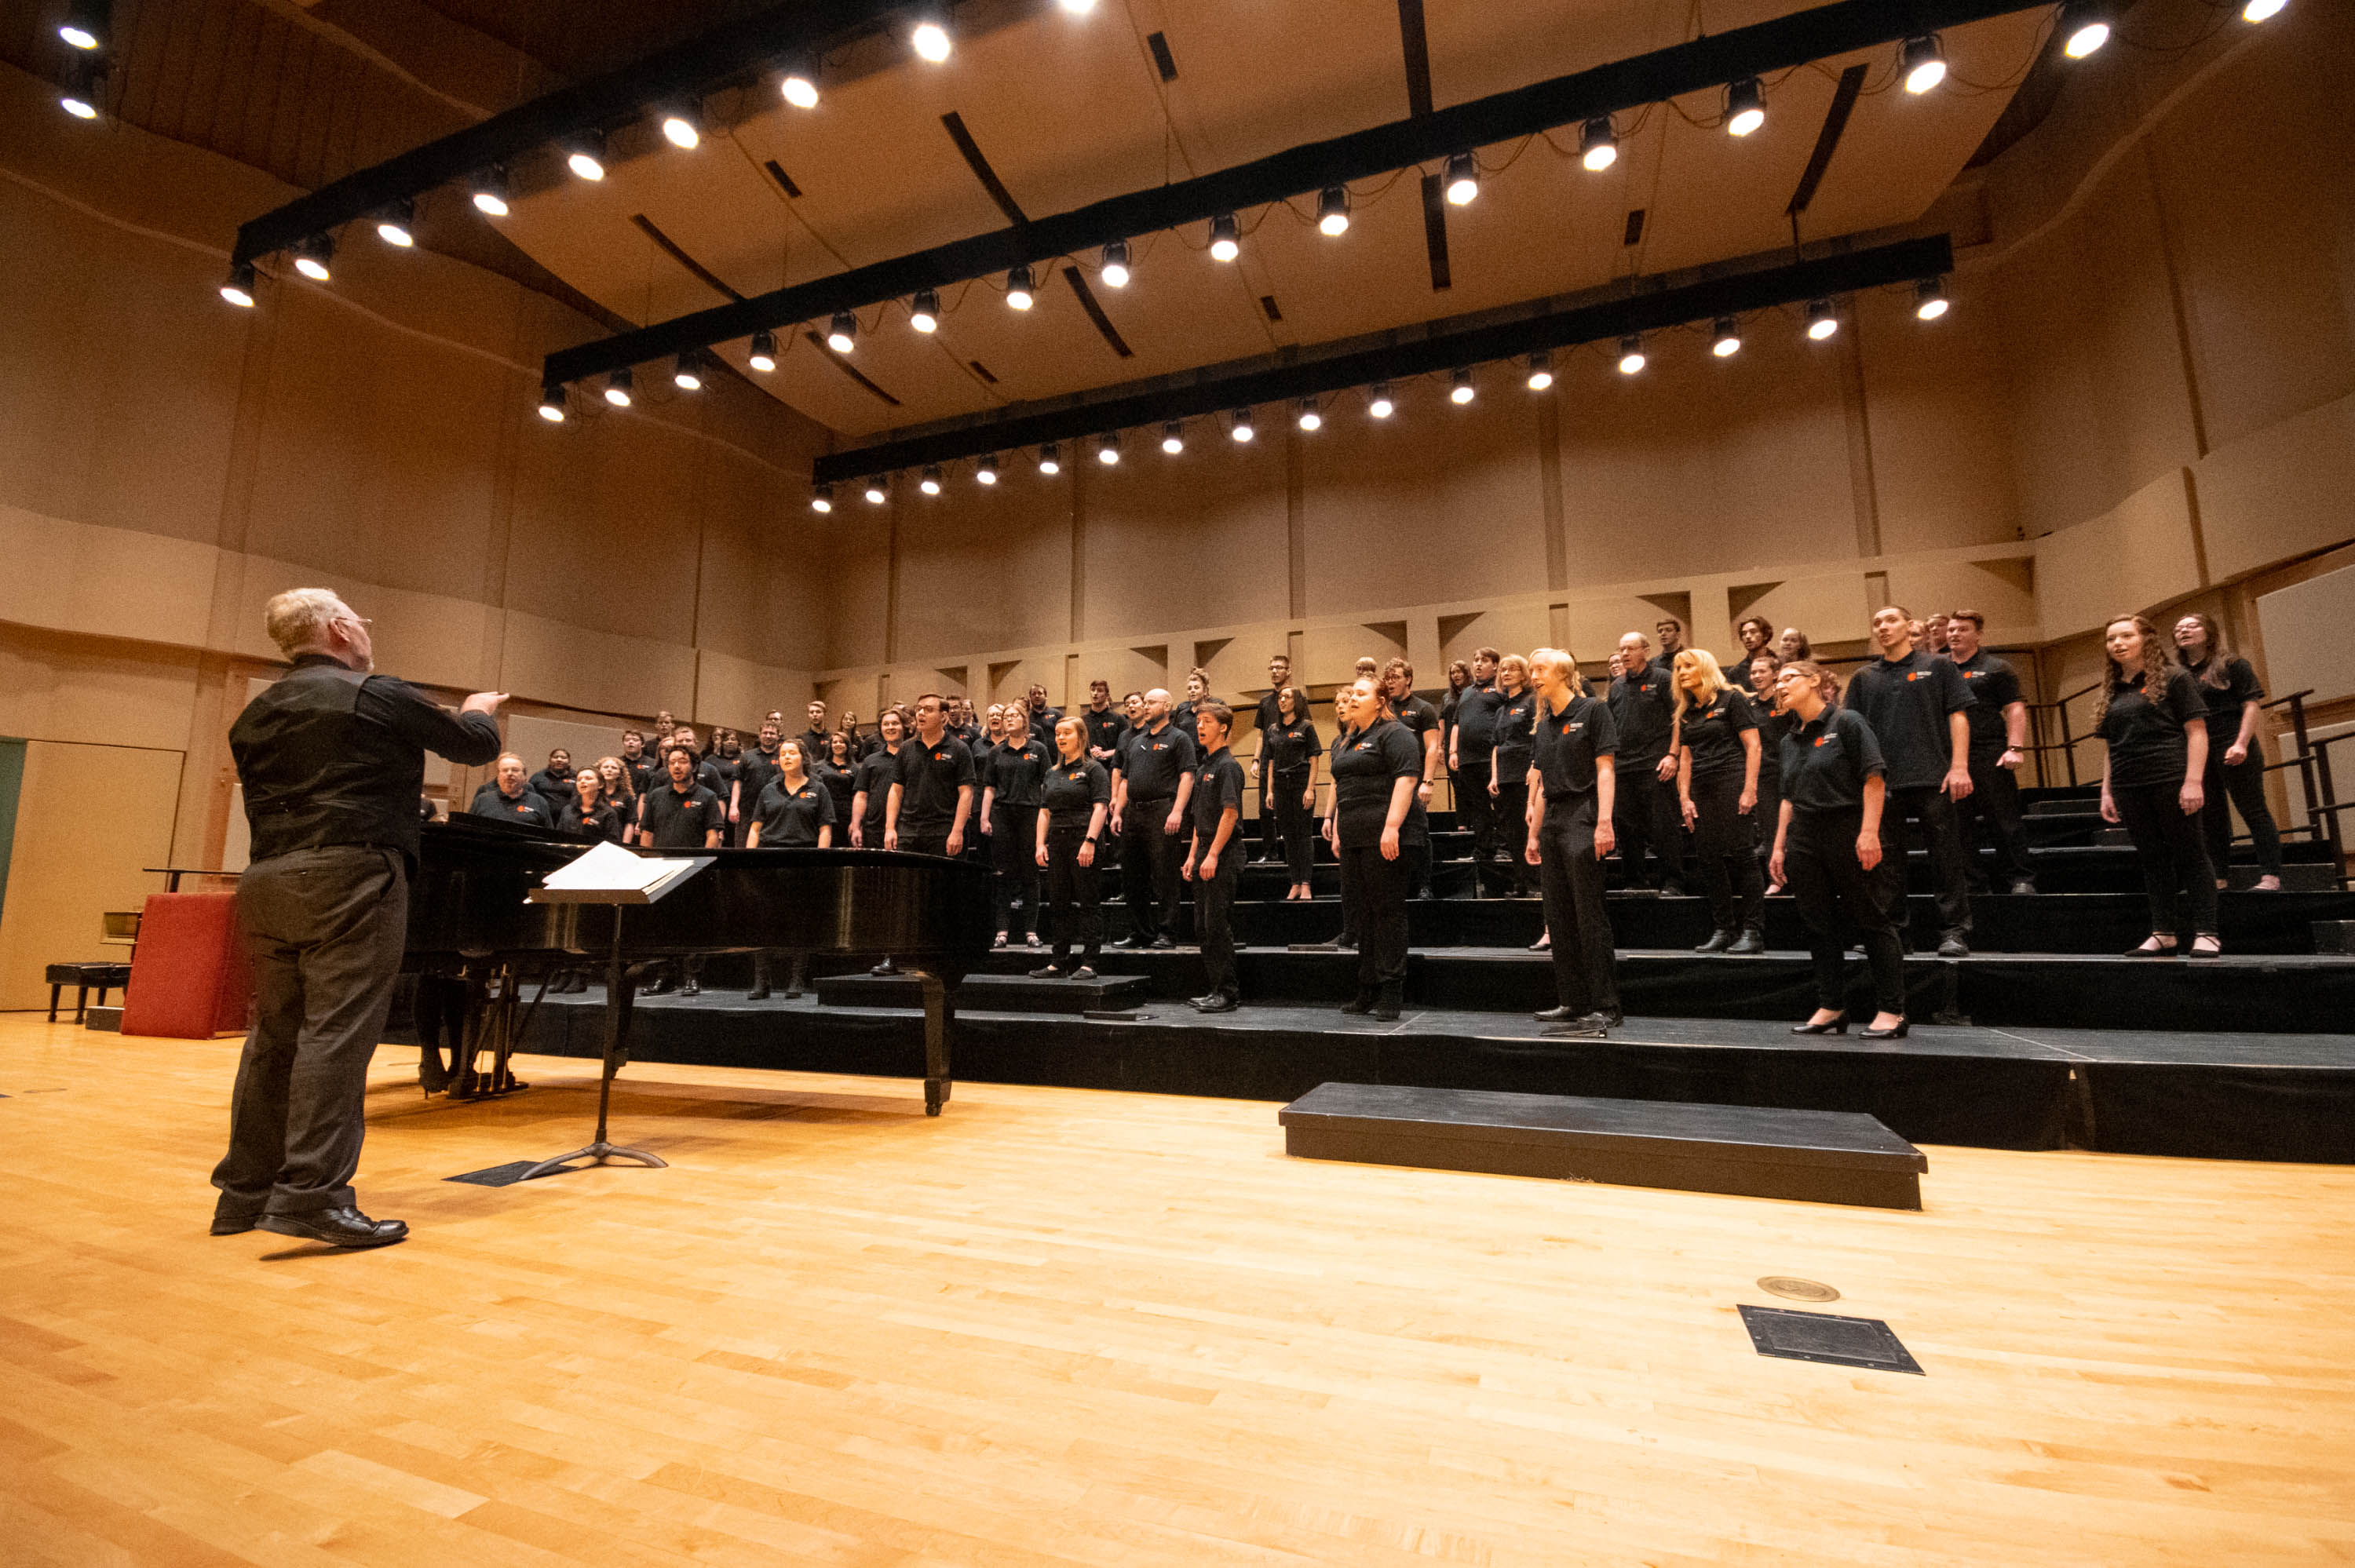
[229, 0, 911, 266]
[811, 233, 1954, 484]
[550, 0, 2033, 388]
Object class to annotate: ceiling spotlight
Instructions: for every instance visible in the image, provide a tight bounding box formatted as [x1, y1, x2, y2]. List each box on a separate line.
[1806, 298, 1840, 340]
[1444, 151, 1479, 206]
[911, 10, 952, 62]
[1901, 35, 1948, 93]
[565, 129, 606, 181]
[2243, 0, 2284, 19]
[470, 165, 510, 217]
[59, 58, 104, 119]
[747, 330, 777, 372]
[1208, 213, 1240, 262]
[1367, 382, 1395, 418]
[1449, 368, 1477, 404]
[375, 197, 414, 248]
[1230, 408, 1254, 443]
[780, 61, 820, 109]
[827, 311, 857, 353]
[604, 367, 633, 407]
[1579, 116, 1618, 172]
[659, 104, 702, 149]
[1711, 317, 1742, 356]
[921, 465, 944, 494]
[1100, 239, 1131, 287]
[977, 454, 999, 484]
[58, 0, 105, 50]
[1162, 421, 1185, 454]
[1725, 77, 1765, 137]
[1061, 0, 1097, 11]
[1006, 264, 1035, 310]
[1617, 334, 1645, 374]
[1317, 186, 1350, 237]
[292, 233, 334, 282]
[865, 480, 889, 505]
[220, 261, 257, 308]
[1525, 352, 1554, 392]
[1096, 433, 1120, 465]
[674, 352, 703, 390]
[1915, 277, 1951, 320]
[811, 483, 834, 512]
[2060, 2, 2110, 57]
[538, 385, 567, 423]
[910, 289, 940, 332]
[1297, 396, 1322, 431]
[1039, 443, 1061, 474]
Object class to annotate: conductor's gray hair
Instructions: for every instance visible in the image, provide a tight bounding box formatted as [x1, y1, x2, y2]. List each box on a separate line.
[263, 587, 347, 658]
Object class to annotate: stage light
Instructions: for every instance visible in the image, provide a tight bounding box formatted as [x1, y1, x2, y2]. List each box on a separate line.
[1208, 213, 1240, 262]
[1100, 239, 1131, 287]
[659, 104, 702, 149]
[1444, 151, 1478, 206]
[60, 58, 104, 119]
[1901, 35, 1947, 93]
[910, 289, 940, 332]
[1061, 0, 1096, 11]
[604, 367, 633, 407]
[864, 479, 888, 504]
[1915, 277, 1950, 319]
[1618, 334, 1645, 374]
[220, 261, 257, 308]
[1806, 297, 1839, 340]
[1579, 116, 1617, 172]
[1367, 382, 1395, 418]
[674, 352, 703, 390]
[1711, 317, 1742, 356]
[1231, 408, 1254, 443]
[1039, 443, 1061, 474]
[1096, 432, 1120, 465]
[2061, 2, 2110, 57]
[1525, 352, 1554, 392]
[2244, 0, 2284, 19]
[1298, 396, 1322, 431]
[376, 197, 414, 248]
[1006, 264, 1035, 310]
[1317, 186, 1350, 237]
[827, 311, 857, 353]
[470, 166, 510, 217]
[538, 385, 567, 422]
[977, 454, 999, 484]
[1450, 368, 1476, 405]
[780, 62, 820, 109]
[911, 10, 952, 63]
[1725, 78, 1765, 137]
[811, 483, 834, 512]
[1162, 421, 1185, 454]
[58, 0, 105, 49]
[747, 330, 777, 372]
[293, 233, 334, 281]
[921, 464, 943, 494]
[565, 129, 606, 181]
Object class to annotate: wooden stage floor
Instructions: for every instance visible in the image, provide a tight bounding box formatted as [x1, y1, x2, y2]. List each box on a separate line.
[3, 1016, 2353, 1566]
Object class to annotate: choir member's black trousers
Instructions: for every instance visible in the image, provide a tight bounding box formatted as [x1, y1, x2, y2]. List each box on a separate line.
[989, 818, 1038, 940]
[1043, 826, 1101, 965]
[1272, 768, 1316, 883]
[1194, 851, 1240, 1000]
[1457, 754, 1498, 873]
[2114, 782, 2220, 935]
[213, 845, 407, 1219]
[1872, 784, 1973, 940]
[1256, 769, 1281, 860]
[1611, 754, 1686, 889]
[1120, 800, 1184, 940]
[1492, 773, 1532, 895]
[2201, 749, 2284, 878]
[1338, 841, 1411, 994]
[1783, 809, 1907, 1016]
[1687, 770, 1765, 935]
[1535, 797, 1618, 1015]
[1958, 752, 2036, 888]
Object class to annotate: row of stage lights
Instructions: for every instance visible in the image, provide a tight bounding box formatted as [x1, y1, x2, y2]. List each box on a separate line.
[800, 279, 1953, 512]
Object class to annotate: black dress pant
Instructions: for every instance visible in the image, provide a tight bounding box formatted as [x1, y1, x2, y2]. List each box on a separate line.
[1256, 769, 1282, 860]
[2115, 782, 2220, 934]
[1457, 754, 1498, 869]
[1338, 841, 1411, 992]
[1194, 853, 1240, 999]
[1492, 771, 1532, 894]
[1120, 798, 1184, 940]
[1612, 754, 1686, 889]
[989, 816, 1038, 939]
[1688, 770, 1765, 935]
[1272, 768, 1316, 882]
[2202, 749, 2284, 879]
[1873, 784, 1973, 940]
[903, 830, 952, 859]
[213, 845, 407, 1218]
[1784, 810, 1906, 1016]
[1959, 753, 2036, 889]
[1536, 798, 1618, 1014]
[1044, 826, 1101, 965]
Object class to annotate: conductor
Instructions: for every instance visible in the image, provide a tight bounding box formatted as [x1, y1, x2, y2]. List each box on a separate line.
[211, 589, 506, 1249]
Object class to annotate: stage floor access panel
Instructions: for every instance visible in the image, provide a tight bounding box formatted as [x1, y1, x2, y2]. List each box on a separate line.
[1280, 1081, 1930, 1209]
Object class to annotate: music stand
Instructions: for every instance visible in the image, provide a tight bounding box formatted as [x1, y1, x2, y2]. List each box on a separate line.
[519, 851, 714, 1180]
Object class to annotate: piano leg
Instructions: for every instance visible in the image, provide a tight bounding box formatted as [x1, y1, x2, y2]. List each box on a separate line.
[518, 916, 668, 1180]
[916, 969, 953, 1116]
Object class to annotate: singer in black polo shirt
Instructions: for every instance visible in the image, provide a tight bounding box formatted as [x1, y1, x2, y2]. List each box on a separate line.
[1606, 633, 1686, 893]
[1326, 676, 1422, 1019]
[981, 721, 1049, 948]
[1181, 704, 1247, 1012]
[1842, 607, 1977, 956]
[472, 753, 554, 828]
[1082, 680, 1128, 764]
[1523, 648, 1620, 1034]
[849, 711, 906, 849]
[640, 744, 724, 995]
[1247, 654, 1293, 862]
[1110, 689, 1196, 949]
[2098, 614, 2218, 954]
[1945, 611, 2037, 895]
[885, 695, 976, 859]
[1489, 656, 1539, 898]
[1448, 648, 1505, 886]
[1031, 717, 1111, 979]
[1381, 658, 1443, 899]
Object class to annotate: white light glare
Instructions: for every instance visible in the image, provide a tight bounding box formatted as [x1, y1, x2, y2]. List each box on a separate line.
[911, 20, 951, 62]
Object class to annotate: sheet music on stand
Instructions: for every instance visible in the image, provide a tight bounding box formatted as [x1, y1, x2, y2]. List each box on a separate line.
[528, 839, 710, 905]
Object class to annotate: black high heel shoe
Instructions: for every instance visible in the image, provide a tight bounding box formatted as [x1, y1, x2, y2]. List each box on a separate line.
[1860, 1017, 1910, 1040]
[1791, 1012, 1848, 1035]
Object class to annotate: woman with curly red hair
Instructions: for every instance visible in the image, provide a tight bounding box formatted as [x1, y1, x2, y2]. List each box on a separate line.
[2096, 613, 2219, 955]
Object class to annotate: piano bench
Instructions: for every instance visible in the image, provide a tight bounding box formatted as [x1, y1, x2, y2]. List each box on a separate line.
[46, 962, 133, 1024]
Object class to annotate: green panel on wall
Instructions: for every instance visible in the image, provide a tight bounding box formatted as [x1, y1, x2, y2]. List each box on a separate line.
[0, 738, 24, 931]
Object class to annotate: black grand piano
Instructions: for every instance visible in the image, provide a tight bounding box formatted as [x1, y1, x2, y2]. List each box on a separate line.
[405, 813, 993, 1117]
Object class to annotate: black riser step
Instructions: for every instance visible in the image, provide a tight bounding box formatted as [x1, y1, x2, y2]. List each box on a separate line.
[1280, 1082, 1927, 1209]
[817, 971, 1149, 1014]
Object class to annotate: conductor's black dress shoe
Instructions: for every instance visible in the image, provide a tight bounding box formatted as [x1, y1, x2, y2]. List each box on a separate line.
[254, 1207, 410, 1249]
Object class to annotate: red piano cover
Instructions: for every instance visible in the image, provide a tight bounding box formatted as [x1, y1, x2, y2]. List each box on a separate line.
[122, 892, 251, 1038]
